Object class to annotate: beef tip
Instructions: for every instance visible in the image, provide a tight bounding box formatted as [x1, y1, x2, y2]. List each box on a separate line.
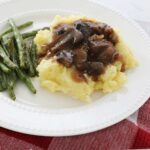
[112, 51, 120, 62]
[98, 46, 116, 64]
[50, 28, 83, 53]
[108, 33, 118, 45]
[56, 24, 84, 44]
[56, 50, 73, 67]
[48, 29, 74, 54]
[75, 20, 107, 38]
[51, 30, 74, 52]
[73, 29, 84, 44]
[57, 28, 66, 35]
[88, 38, 112, 54]
[104, 25, 113, 35]
[81, 21, 109, 35]
[74, 44, 88, 64]
[102, 24, 118, 45]
[75, 62, 87, 72]
[89, 34, 104, 41]
[54, 24, 72, 35]
[74, 49, 87, 64]
[85, 21, 103, 34]
[74, 20, 92, 39]
[86, 62, 105, 75]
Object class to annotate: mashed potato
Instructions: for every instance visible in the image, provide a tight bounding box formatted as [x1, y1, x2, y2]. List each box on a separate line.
[35, 16, 137, 102]
[38, 58, 94, 102]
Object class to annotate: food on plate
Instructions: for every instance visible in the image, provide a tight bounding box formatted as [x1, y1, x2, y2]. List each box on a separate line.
[35, 15, 137, 102]
[0, 15, 137, 102]
[0, 19, 38, 100]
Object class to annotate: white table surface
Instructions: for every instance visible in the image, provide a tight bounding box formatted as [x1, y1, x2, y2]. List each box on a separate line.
[97, 0, 150, 22]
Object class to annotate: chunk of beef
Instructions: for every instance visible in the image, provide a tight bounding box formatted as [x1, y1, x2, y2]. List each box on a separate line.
[88, 38, 112, 54]
[86, 62, 105, 76]
[56, 50, 73, 67]
[98, 46, 116, 64]
[48, 27, 83, 54]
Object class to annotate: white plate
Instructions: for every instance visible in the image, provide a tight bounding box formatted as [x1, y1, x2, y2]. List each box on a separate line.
[0, 0, 150, 136]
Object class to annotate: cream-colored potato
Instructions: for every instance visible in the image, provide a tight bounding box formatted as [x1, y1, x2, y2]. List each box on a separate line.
[37, 59, 94, 102]
[95, 64, 127, 93]
[35, 15, 137, 102]
[34, 29, 51, 54]
[115, 33, 138, 69]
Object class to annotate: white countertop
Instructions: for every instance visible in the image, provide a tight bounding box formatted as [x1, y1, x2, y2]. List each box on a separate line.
[96, 0, 150, 22]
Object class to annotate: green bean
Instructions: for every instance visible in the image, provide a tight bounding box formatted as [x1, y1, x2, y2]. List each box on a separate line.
[22, 30, 38, 39]
[16, 69, 36, 93]
[8, 19, 26, 69]
[31, 41, 38, 76]
[7, 86, 16, 100]
[0, 20, 38, 99]
[0, 45, 17, 69]
[0, 83, 3, 91]
[7, 87, 16, 100]
[1, 37, 10, 56]
[0, 70, 7, 91]
[0, 62, 11, 73]
[22, 27, 49, 39]
[8, 38, 36, 93]
[7, 72, 16, 100]
[6, 38, 19, 66]
[1, 26, 50, 41]
[0, 39, 17, 100]
[24, 38, 35, 76]
[1, 71, 7, 89]
[0, 21, 33, 38]
[1, 39, 11, 57]
[0, 71, 4, 91]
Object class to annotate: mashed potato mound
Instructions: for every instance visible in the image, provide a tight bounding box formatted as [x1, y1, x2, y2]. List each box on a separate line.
[38, 59, 94, 102]
[35, 15, 137, 102]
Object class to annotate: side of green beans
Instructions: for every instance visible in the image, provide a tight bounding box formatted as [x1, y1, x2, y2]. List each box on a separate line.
[7, 38, 36, 94]
[8, 19, 26, 69]
[0, 21, 33, 38]
[0, 19, 38, 100]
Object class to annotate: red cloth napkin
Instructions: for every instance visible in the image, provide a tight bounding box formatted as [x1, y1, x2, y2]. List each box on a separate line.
[0, 98, 149, 150]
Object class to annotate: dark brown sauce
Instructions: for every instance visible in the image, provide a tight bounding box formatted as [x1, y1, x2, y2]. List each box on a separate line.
[71, 70, 87, 83]
[39, 19, 123, 82]
[121, 63, 126, 72]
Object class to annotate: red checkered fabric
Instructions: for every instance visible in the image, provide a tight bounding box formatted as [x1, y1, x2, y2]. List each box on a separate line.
[0, 98, 149, 150]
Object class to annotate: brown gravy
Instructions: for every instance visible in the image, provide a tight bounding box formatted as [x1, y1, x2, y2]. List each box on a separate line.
[40, 19, 123, 82]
